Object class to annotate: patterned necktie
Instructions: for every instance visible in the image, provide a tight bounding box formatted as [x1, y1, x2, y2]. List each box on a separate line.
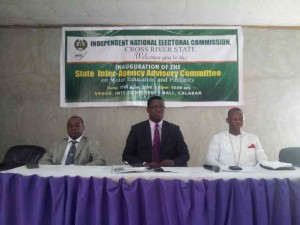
[153, 124, 161, 162]
[65, 140, 77, 165]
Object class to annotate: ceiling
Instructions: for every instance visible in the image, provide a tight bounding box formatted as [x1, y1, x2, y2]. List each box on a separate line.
[1, 0, 300, 27]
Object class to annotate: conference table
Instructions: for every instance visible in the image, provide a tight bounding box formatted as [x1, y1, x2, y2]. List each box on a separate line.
[1, 165, 300, 225]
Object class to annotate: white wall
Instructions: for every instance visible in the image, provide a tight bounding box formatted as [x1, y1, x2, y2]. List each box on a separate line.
[1, 0, 300, 26]
[0, 27, 300, 166]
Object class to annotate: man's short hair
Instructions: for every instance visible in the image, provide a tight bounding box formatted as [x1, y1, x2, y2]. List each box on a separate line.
[227, 107, 243, 117]
[147, 96, 164, 107]
[68, 116, 84, 125]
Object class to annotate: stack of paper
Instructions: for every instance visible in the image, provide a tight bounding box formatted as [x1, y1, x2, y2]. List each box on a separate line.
[260, 161, 295, 170]
[112, 165, 147, 173]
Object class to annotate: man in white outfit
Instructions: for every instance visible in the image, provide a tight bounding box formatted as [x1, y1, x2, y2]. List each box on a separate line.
[205, 108, 268, 167]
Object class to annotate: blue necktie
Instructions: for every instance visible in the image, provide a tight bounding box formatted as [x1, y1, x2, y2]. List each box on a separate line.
[153, 124, 160, 162]
[65, 140, 77, 165]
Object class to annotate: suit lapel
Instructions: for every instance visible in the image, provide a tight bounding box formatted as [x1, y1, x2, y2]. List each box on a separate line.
[58, 139, 68, 164]
[161, 121, 169, 146]
[144, 121, 153, 148]
[75, 136, 86, 159]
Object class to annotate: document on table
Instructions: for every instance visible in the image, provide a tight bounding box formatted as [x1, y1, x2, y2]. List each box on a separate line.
[112, 165, 148, 173]
[260, 161, 295, 170]
[111, 165, 176, 173]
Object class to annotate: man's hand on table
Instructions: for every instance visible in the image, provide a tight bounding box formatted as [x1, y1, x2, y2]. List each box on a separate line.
[144, 160, 175, 168]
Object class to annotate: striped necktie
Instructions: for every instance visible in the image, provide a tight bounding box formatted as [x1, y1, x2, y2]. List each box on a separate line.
[65, 140, 77, 165]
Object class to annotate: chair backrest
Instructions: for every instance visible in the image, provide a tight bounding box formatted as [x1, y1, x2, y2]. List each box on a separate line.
[279, 147, 300, 166]
[3, 145, 46, 165]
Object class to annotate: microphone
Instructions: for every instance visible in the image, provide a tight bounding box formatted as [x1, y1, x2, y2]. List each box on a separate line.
[203, 164, 220, 173]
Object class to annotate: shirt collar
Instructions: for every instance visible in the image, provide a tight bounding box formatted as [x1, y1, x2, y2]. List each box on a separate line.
[228, 131, 245, 136]
[68, 136, 82, 143]
[149, 119, 163, 128]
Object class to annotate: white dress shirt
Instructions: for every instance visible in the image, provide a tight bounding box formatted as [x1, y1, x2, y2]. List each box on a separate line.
[149, 120, 163, 145]
[61, 136, 83, 164]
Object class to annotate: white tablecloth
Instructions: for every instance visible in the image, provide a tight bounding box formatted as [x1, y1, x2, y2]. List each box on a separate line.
[2, 165, 300, 183]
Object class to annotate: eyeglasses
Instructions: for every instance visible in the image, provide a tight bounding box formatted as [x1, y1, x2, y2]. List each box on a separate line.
[149, 105, 166, 110]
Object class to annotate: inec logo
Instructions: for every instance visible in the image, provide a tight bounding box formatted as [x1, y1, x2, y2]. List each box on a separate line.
[74, 39, 88, 51]
[73, 39, 88, 60]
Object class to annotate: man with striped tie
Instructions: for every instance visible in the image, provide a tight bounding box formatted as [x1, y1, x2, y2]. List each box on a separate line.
[39, 116, 106, 166]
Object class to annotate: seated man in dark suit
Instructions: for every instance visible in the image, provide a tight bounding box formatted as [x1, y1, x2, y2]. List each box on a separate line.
[122, 96, 190, 167]
[39, 116, 106, 166]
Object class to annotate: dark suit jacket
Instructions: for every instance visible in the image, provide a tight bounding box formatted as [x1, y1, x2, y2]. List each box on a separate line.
[122, 120, 190, 166]
[39, 136, 106, 166]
